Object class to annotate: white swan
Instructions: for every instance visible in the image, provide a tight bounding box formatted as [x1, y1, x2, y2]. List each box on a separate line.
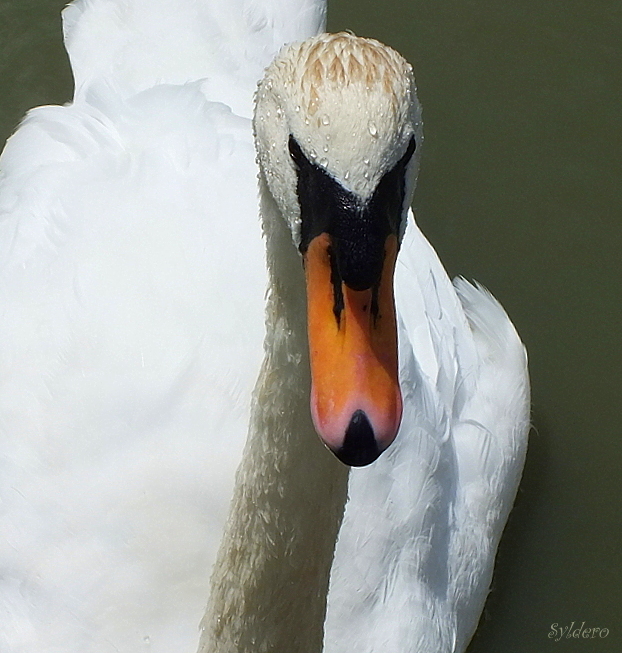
[0, 1, 529, 652]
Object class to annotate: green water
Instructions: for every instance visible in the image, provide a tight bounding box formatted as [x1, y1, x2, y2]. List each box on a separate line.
[1, 1, 621, 651]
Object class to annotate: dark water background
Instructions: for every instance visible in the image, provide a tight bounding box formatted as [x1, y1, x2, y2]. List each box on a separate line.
[1, 1, 621, 651]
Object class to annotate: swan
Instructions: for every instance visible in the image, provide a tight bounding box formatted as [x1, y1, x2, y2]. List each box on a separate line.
[0, 1, 529, 652]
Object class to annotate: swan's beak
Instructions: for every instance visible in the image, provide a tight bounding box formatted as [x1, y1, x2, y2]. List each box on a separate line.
[304, 232, 402, 466]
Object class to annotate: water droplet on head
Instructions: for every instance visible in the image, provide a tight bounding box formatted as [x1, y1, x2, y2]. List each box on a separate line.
[344, 170, 350, 180]
[363, 158, 370, 166]
[323, 144, 329, 153]
[295, 105, 300, 113]
[322, 114, 330, 126]
[309, 149, 317, 159]
[368, 121, 378, 137]
[320, 157, 328, 167]
[304, 118, 310, 125]
[364, 171, 370, 180]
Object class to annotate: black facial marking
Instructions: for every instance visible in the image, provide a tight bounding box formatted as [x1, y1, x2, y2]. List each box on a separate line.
[328, 245, 345, 325]
[370, 284, 380, 323]
[290, 136, 416, 302]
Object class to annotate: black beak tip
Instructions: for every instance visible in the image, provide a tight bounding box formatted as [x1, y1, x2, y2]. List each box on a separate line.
[333, 409, 382, 467]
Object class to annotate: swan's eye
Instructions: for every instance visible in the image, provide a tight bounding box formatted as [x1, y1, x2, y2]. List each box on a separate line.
[289, 136, 306, 167]
[369, 135, 416, 237]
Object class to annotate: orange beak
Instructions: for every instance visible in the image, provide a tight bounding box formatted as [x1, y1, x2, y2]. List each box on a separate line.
[304, 232, 402, 466]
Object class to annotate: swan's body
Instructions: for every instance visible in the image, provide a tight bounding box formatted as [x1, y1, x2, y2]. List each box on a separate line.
[0, 1, 529, 653]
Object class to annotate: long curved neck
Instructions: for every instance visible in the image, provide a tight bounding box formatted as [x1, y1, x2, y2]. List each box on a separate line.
[198, 173, 350, 653]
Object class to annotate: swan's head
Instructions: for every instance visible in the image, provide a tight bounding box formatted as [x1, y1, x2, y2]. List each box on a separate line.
[254, 33, 422, 466]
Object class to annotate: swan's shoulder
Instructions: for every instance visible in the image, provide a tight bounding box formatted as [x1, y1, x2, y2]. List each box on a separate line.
[325, 215, 529, 653]
[0, 54, 266, 653]
[446, 277, 529, 649]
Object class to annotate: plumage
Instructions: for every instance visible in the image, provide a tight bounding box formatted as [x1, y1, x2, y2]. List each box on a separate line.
[0, 1, 529, 652]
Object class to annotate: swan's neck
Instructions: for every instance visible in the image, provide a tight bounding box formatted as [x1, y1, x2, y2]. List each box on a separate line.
[198, 173, 350, 653]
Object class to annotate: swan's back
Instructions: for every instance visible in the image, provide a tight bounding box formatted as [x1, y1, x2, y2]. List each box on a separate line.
[63, 0, 325, 116]
[0, 1, 322, 650]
